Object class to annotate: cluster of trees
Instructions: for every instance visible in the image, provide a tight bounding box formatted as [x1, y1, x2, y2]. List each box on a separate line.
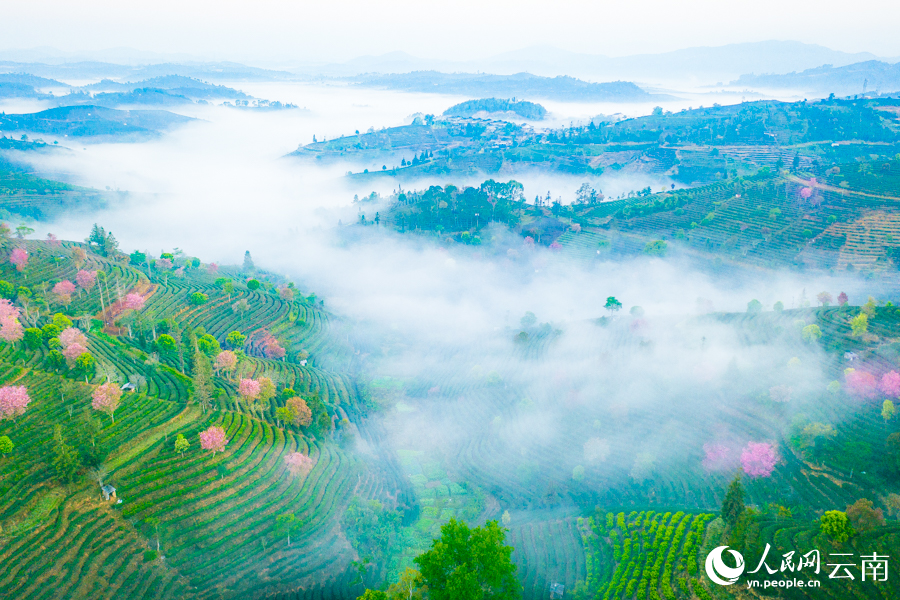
[820, 498, 886, 543]
[387, 180, 526, 235]
[357, 519, 519, 600]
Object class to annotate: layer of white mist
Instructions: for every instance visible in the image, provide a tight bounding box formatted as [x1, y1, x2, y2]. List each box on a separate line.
[4, 83, 881, 510]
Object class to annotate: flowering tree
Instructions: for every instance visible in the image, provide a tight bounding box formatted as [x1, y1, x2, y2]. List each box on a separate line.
[0, 385, 30, 422]
[123, 293, 145, 311]
[880, 371, 900, 398]
[286, 396, 313, 426]
[0, 314, 23, 343]
[816, 292, 833, 306]
[92, 382, 122, 423]
[10, 248, 28, 272]
[277, 285, 295, 302]
[846, 369, 878, 399]
[283, 452, 313, 477]
[207, 262, 218, 275]
[214, 350, 237, 376]
[199, 426, 227, 455]
[238, 378, 260, 402]
[53, 280, 77, 308]
[837, 292, 849, 306]
[260, 332, 286, 359]
[0, 299, 23, 343]
[740, 442, 778, 477]
[46, 233, 61, 247]
[76, 270, 97, 293]
[549, 241, 562, 251]
[702, 442, 735, 471]
[63, 343, 89, 366]
[800, 187, 812, 199]
[523, 236, 535, 248]
[59, 327, 88, 348]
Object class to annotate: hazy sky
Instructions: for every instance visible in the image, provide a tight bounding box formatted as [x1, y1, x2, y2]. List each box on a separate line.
[2, 0, 899, 64]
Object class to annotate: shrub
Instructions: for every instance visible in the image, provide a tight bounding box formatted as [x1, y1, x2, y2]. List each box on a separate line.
[190, 292, 209, 305]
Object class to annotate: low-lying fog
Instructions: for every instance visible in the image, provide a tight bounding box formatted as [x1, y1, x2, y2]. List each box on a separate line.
[4, 82, 885, 508]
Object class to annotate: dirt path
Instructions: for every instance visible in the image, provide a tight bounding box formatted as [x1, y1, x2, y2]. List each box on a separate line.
[786, 174, 900, 202]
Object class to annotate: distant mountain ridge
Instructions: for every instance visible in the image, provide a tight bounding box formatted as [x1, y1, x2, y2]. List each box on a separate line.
[0, 60, 293, 84]
[0, 105, 193, 139]
[731, 61, 900, 97]
[350, 72, 663, 102]
[1, 41, 894, 85]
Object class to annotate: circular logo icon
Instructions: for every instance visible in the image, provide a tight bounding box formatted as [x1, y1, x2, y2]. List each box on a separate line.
[705, 545, 745, 585]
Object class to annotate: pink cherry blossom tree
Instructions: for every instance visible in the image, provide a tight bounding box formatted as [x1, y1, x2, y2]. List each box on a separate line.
[0, 299, 19, 321]
[800, 187, 812, 199]
[199, 426, 227, 455]
[10, 248, 28, 272]
[59, 327, 88, 349]
[46, 233, 61, 247]
[123, 293, 145, 311]
[549, 241, 562, 251]
[0, 315, 23, 343]
[207, 262, 218, 275]
[741, 442, 778, 477]
[837, 292, 849, 306]
[53, 280, 77, 308]
[238, 378, 260, 402]
[846, 369, 878, 400]
[75, 270, 97, 293]
[260, 332, 286, 359]
[0, 385, 30, 422]
[283, 452, 313, 477]
[92, 382, 123, 423]
[702, 442, 735, 471]
[63, 343, 89, 366]
[0, 300, 23, 343]
[881, 371, 900, 398]
[214, 350, 237, 376]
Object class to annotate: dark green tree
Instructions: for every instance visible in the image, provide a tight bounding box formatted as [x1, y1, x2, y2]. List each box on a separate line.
[23, 327, 42, 350]
[722, 474, 745, 530]
[191, 352, 214, 413]
[86, 224, 106, 249]
[604, 296, 623, 314]
[45, 349, 66, 372]
[414, 518, 521, 600]
[51, 424, 81, 483]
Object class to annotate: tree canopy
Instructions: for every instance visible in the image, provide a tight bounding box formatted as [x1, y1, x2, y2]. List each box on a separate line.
[413, 518, 520, 600]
